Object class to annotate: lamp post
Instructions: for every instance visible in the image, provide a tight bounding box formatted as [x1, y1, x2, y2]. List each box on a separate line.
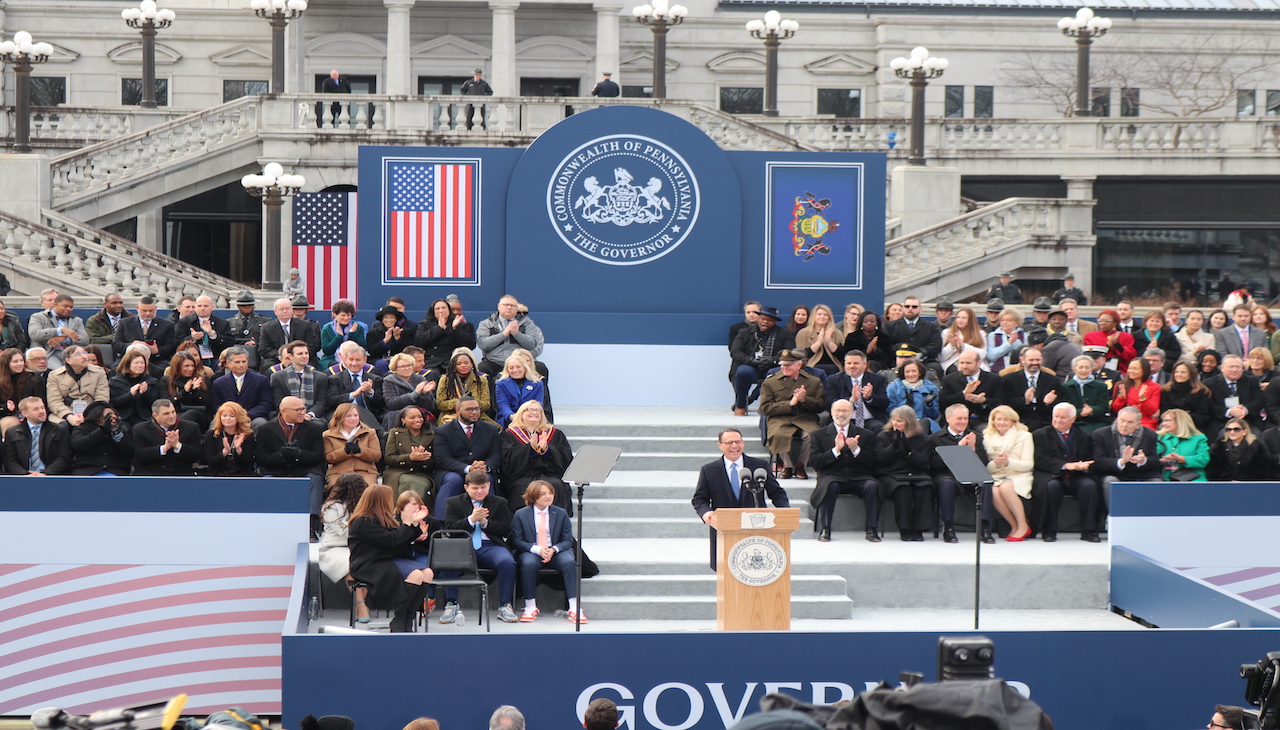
[0, 32, 53, 153]
[1058, 7, 1111, 117]
[250, 0, 307, 94]
[122, 0, 176, 109]
[746, 11, 798, 117]
[242, 163, 305, 290]
[890, 46, 948, 166]
[632, 0, 687, 99]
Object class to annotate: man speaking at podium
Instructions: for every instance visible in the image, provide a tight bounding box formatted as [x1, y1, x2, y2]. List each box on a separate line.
[692, 428, 790, 569]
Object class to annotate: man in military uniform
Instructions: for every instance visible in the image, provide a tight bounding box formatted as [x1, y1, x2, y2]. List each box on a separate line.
[759, 349, 825, 480]
[460, 68, 493, 130]
[933, 297, 955, 330]
[1051, 273, 1088, 306]
[982, 299, 1004, 333]
[591, 71, 620, 98]
[986, 272, 1023, 304]
[228, 290, 271, 370]
[1023, 297, 1053, 335]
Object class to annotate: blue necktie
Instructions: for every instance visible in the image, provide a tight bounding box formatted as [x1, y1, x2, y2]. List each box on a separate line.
[730, 462, 741, 500]
[472, 501, 483, 549]
[29, 424, 44, 473]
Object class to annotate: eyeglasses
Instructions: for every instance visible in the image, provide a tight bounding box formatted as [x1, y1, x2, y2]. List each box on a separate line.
[1209, 723, 1234, 730]
[719, 439, 744, 445]
[903, 304, 920, 309]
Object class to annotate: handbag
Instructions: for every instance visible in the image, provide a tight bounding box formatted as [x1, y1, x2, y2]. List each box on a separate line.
[1169, 467, 1200, 482]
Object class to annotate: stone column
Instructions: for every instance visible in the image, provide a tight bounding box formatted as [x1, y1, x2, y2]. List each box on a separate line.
[385, 0, 416, 95]
[1062, 175, 1096, 201]
[594, 1, 623, 84]
[136, 208, 165, 253]
[285, 12, 305, 93]
[489, 0, 519, 97]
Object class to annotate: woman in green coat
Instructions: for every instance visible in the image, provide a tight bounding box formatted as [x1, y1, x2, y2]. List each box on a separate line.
[1156, 408, 1209, 481]
[1060, 355, 1112, 433]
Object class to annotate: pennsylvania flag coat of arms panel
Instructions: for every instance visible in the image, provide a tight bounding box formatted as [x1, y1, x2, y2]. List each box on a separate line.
[764, 161, 864, 290]
[381, 158, 481, 285]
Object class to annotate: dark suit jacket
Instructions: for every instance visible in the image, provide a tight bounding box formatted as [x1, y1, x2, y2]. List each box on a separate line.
[927, 427, 990, 477]
[880, 317, 942, 362]
[824, 371, 889, 422]
[257, 317, 321, 371]
[1031, 424, 1095, 489]
[692, 454, 790, 569]
[1001, 368, 1062, 432]
[211, 370, 274, 420]
[112, 317, 177, 369]
[270, 367, 331, 419]
[433, 419, 502, 476]
[1090, 425, 1163, 481]
[1204, 373, 1266, 435]
[730, 326, 796, 372]
[131, 419, 202, 476]
[177, 313, 233, 362]
[325, 367, 385, 427]
[444, 492, 514, 550]
[939, 370, 1004, 425]
[512, 504, 574, 555]
[808, 423, 878, 516]
[1131, 329, 1181, 370]
[3, 420, 70, 474]
[254, 417, 326, 475]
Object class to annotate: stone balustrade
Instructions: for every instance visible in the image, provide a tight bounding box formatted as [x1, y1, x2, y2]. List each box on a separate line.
[1, 106, 197, 149]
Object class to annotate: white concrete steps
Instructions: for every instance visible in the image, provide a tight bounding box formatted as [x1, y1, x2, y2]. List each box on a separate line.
[584, 594, 854, 621]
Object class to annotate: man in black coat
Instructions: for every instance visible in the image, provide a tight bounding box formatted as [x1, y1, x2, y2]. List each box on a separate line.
[131, 399, 201, 476]
[824, 350, 889, 429]
[443, 469, 520, 623]
[270, 342, 330, 420]
[177, 295, 233, 373]
[325, 341, 384, 430]
[1001, 346, 1061, 432]
[258, 297, 321, 371]
[1204, 354, 1265, 438]
[318, 69, 352, 126]
[1051, 273, 1088, 306]
[808, 400, 880, 542]
[113, 297, 177, 376]
[728, 301, 761, 351]
[692, 427, 790, 569]
[729, 306, 794, 416]
[255, 395, 328, 524]
[432, 396, 501, 516]
[939, 350, 1003, 428]
[1032, 402, 1101, 542]
[1091, 405, 1163, 515]
[880, 296, 942, 366]
[928, 403, 991, 543]
[3, 396, 70, 475]
[591, 72, 620, 97]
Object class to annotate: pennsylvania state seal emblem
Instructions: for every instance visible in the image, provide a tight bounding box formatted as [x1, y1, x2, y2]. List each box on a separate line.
[789, 191, 840, 261]
[727, 536, 787, 587]
[547, 134, 699, 266]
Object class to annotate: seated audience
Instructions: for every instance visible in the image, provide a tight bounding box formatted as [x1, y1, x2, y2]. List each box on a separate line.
[326, 340, 385, 431]
[495, 354, 544, 428]
[318, 473, 370, 623]
[928, 403, 990, 543]
[475, 295, 547, 389]
[369, 305, 414, 369]
[211, 346, 273, 428]
[70, 401, 134, 476]
[415, 298, 477, 374]
[258, 297, 321, 372]
[442, 468, 520, 624]
[0, 300, 30, 352]
[985, 307, 1026, 371]
[1110, 357, 1160, 430]
[436, 349, 493, 426]
[1001, 346, 1061, 433]
[256, 395, 328, 533]
[3, 396, 70, 475]
[1032, 402, 1101, 542]
[159, 351, 213, 431]
[45, 345, 109, 426]
[1215, 303, 1267, 359]
[32, 294, 89, 369]
[874, 405, 935, 542]
[939, 307, 987, 374]
[0, 347, 45, 434]
[131, 399, 200, 476]
[84, 344, 110, 370]
[501, 400, 573, 514]
[729, 306, 793, 415]
[1207, 418, 1271, 481]
[795, 304, 842, 375]
[887, 358, 940, 433]
[825, 350, 889, 430]
[1061, 355, 1111, 433]
[760, 349, 825, 479]
[177, 295, 233, 372]
[203, 401, 258, 477]
[842, 311, 892, 372]
[512, 480, 584, 624]
[1204, 354, 1264, 437]
[1156, 408, 1209, 481]
[271, 341, 329, 421]
[810, 398, 882, 542]
[980, 405, 1034, 542]
[319, 299, 367, 371]
[1083, 309, 1136, 373]
[381, 352, 436, 431]
[348, 484, 437, 633]
[111, 296, 176, 375]
[785, 304, 809, 336]
[431, 395, 501, 517]
[1131, 308, 1181, 369]
[938, 349, 1003, 429]
[882, 297, 941, 372]
[1176, 310, 1214, 365]
[384, 405, 435, 500]
[324, 402, 382, 489]
[1246, 347, 1279, 389]
[1092, 405, 1163, 516]
[1160, 362, 1212, 435]
[109, 350, 160, 432]
[729, 301, 762, 349]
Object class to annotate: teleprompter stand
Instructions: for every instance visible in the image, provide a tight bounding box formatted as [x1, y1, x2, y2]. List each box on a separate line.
[935, 445, 996, 630]
[561, 444, 622, 632]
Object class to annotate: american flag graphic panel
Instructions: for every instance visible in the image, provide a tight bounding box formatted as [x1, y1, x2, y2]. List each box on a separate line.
[384, 161, 478, 282]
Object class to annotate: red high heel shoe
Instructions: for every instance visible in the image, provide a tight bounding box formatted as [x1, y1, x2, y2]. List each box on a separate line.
[1005, 527, 1032, 542]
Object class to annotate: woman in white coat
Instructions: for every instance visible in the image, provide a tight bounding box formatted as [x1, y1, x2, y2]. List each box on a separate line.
[981, 405, 1034, 541]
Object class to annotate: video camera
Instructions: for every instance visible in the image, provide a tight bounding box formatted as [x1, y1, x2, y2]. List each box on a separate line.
[1240, 652, 1280, 729]
[32, 695, 187, 730]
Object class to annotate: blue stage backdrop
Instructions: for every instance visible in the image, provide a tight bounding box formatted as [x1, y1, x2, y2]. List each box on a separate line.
[356, 107, 885, 347]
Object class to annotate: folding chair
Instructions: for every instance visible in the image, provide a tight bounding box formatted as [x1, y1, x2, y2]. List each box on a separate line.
[423, 529, 489, 632]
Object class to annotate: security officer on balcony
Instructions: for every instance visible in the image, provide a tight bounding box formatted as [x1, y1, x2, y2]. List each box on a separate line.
[986, 272, 1024, 305]
[591, 72, 620, 98]
[461, 68, 493, 130]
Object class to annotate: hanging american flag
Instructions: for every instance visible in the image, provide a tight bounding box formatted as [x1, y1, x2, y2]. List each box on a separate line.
[386, 161, 476, 280]
[292, 192, 358, 309]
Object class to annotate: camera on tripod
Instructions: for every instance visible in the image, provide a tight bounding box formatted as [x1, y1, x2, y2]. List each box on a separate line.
[1239, 651, 1280, 729]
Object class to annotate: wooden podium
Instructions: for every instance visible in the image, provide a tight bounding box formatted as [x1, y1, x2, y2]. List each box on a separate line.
[712, 507, 800, 631]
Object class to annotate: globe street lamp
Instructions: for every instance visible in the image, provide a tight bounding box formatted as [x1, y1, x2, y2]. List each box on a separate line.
[242, 163, 305, 290]
[122, 0, 176, 109]
[746, 11, 798, 117]
[632, 0, 687, 100]
[0, 32, 54, 153]
[890, 46, 948, 166]
[1058, 7, 1111, 117]
[250, 0, 307, 94]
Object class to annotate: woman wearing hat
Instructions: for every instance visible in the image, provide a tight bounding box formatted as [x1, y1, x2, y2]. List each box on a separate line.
[368, 305, 413, 367]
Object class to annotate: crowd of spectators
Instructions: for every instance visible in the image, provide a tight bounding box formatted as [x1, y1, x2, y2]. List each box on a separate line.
[729, 282, 1280, 543]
